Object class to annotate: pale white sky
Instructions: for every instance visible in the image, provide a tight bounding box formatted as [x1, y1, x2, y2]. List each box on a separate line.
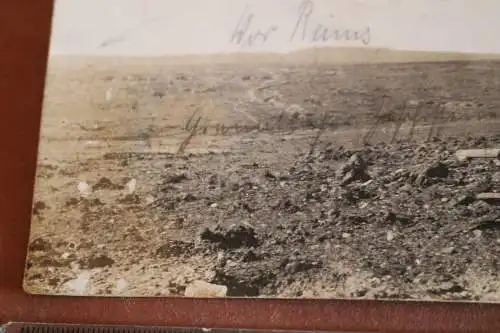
[49, 0, 500, 55]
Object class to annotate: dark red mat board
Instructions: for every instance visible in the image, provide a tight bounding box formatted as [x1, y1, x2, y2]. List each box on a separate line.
[0, 1, 499, 332]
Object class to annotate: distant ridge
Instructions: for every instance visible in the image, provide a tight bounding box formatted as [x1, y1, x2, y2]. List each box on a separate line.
[48, 46, 500, 68]
[291, 47, 500, 63]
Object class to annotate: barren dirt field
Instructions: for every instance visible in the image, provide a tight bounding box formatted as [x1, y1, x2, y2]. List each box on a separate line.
[24, 53, 500, 302]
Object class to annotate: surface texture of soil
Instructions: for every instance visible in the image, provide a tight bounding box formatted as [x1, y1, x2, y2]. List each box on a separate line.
[24, 56, 500, 302]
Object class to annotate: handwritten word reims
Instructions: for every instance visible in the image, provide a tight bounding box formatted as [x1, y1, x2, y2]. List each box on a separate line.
[230, 0, 371, 48]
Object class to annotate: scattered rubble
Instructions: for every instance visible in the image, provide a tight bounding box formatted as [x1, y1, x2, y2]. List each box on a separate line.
[23, 60, 500, 300]
[27, 130, 500, 300]
[179, 139, 499, 299]
[336, 153, 371, 186]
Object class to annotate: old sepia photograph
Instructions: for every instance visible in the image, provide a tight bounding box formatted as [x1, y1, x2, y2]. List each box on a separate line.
[24, 0, 500, 302]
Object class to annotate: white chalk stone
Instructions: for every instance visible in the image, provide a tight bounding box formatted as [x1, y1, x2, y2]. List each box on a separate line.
[114, 278, 129, 293]
[184, 280, 227, 297]
[77, 181, 91, 198]
[455, 149, 500, 162]
[63, 270, 91, 295]
[126, 178, 137, 195]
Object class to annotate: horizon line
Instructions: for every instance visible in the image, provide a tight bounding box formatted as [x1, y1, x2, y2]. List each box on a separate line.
[47, 46, 500, 59]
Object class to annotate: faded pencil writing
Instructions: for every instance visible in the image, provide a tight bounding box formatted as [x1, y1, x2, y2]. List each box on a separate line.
[290, 0, 371, 45]
[230, 5, 279, 47]
[230, 0, 371, 48]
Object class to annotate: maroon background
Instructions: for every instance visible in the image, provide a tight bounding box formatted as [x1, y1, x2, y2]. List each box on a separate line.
[0, 1, 499, 332]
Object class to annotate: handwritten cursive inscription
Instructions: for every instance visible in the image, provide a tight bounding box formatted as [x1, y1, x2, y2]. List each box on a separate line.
[230, 0, 371, 48]
[230, 5, 279, 48]
[290, 0, 314, 42]
[291, 0, 371, 45]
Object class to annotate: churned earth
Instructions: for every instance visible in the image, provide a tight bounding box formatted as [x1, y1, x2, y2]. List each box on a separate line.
[23, 52, 500, 301]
